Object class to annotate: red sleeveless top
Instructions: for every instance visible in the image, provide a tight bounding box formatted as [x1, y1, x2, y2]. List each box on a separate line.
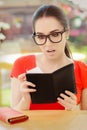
[11, 55, 87, 110]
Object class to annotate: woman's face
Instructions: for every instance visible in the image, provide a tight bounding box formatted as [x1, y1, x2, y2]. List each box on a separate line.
[34, 17, 69, 60]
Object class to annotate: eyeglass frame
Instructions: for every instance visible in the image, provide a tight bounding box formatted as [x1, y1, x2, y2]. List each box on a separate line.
[32, 28, 67, 45]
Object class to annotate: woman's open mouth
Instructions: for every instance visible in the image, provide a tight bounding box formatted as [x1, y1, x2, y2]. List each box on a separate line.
[46, 50, 56, 55]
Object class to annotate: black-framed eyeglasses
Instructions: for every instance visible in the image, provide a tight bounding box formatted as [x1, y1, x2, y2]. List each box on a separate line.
[32, 29, 67, 45]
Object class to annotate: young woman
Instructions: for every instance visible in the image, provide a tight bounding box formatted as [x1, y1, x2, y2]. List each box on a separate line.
[10, 4, 87, 110]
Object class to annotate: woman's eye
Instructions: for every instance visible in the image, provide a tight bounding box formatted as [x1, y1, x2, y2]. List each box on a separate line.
[37, 35, 45, 39]
[51, 32, 60, 37]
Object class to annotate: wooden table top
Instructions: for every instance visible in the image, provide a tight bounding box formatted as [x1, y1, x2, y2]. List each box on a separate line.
[0, 110, 87, 130]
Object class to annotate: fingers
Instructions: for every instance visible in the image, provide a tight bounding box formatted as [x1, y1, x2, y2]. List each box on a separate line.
[60, 91, 76, 104]
[65, 90, 77, 101]
[20, 80, 36, 93]
[57, 91, 77, 110]
[18, 73, 36, 93]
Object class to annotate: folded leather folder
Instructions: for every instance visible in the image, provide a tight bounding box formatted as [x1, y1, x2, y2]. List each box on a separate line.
[0, 107, 29, 124]
[26, 63, 76, 104]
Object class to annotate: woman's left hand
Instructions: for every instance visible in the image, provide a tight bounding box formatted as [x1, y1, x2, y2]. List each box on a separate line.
[57, 90, 77, 110]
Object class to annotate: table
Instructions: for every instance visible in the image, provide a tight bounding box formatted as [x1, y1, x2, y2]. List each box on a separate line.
[0, 110, 87, 130]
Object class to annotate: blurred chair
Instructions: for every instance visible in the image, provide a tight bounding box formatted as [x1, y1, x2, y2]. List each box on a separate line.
[0, 62, 12, 106]
[0, 62, 12, 70]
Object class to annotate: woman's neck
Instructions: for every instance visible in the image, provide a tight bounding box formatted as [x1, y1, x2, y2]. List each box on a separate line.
[36, 54, 73, 73]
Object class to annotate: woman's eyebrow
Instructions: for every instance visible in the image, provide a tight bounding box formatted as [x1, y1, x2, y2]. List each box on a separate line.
[35, 29, 63, 35]
[35, 32, 44, 35]
[50, 29, 63, 33]
[50, 29, 59, 33]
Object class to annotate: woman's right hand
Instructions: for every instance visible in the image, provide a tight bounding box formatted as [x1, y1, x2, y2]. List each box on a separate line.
[11, 73, 36, 111]
[18, 73, 36, 94]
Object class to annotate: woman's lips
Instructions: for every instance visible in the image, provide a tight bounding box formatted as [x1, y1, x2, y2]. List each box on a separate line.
[46, 50, 56, 55]
[47, 50, 55, 52]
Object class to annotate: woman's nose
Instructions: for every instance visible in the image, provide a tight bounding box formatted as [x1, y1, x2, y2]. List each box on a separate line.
[45, 37, 52, 46]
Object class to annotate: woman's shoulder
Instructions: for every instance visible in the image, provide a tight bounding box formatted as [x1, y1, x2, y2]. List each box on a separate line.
[15, 54, 36, 63]
[74, 60, 87, 69]
[74, 60, 87, 87]
[11, 54, 37, 78]
[13, 54, 36, 70]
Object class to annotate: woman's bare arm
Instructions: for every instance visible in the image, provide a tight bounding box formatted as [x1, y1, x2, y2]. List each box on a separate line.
[10, 73, 36, 111]
[80, 88, 87, 110]
[10, 77, 31, 110]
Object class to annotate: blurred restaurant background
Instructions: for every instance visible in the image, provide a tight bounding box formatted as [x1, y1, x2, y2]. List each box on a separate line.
[0, 0, 87, 106]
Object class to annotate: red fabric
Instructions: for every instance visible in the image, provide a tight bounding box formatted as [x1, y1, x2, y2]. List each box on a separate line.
[74, 61, 87, 104]
[10, 55, 36, 78]
[10, 55, 87, 110]
[30, 102, 64, 110]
